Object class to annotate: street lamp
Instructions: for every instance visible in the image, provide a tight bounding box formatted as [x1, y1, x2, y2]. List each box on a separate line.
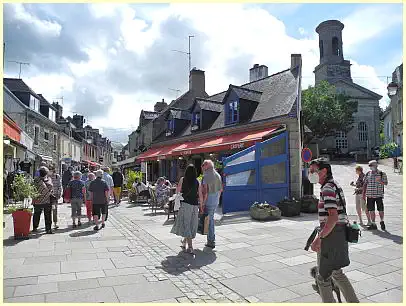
[387, 81, 398, 97]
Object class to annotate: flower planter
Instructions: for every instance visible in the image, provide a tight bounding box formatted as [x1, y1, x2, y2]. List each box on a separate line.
[277, 199, 301, 217]
[300, 195, 319, 213]
[250, 203, 282, 221]
[12, 209, 32, 239]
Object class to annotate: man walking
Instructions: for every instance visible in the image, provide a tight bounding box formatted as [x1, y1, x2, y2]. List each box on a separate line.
[32, 167, 54, 234]
[112, 168, 124, 205]
[200, 160, 222, 249]
[363, 160, 388, 230]
[89, 170, 109, 231]
[48, 165, 62, 229]
[62, 166, 73, 203]
[309, 159, 359, 303]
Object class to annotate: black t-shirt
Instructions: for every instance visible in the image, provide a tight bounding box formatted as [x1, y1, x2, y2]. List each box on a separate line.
[89, 178, 109, 205]
[181, 178, 199, 206]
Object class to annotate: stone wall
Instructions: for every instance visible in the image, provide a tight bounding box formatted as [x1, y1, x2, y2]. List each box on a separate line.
[286, 120, 302, 199]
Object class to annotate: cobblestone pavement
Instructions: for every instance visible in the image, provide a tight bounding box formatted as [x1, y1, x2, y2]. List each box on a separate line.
[3, 162, 403, 302]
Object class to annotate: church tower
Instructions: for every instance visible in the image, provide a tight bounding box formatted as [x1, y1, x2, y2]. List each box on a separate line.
[314, 20, 352, 84]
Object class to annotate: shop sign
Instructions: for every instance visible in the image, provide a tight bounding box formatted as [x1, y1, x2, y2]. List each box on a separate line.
[230, 143, 244, 150]
[180, 150, 192, 156]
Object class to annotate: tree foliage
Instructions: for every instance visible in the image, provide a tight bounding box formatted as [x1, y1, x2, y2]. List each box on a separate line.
[302, 81, 358, 138]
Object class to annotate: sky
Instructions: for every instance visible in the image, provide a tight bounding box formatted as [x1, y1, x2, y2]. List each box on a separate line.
[4, 3, 403, 143]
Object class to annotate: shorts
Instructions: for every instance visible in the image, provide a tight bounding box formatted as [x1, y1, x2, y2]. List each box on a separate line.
[113, 187, 122, 197]
[355, 194, 367, 212]
[93, 204, 107, 216]
[71, 198, 83, 217]
[367, 197, 384, 212]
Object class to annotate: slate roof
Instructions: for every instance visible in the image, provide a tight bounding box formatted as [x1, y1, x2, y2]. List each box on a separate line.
[230, 85, 262, 102]
[170, 109, 191, 120]
[195, 98, 223, 113]
[3, 78, 41, 99]
[38, 94, 57, 110]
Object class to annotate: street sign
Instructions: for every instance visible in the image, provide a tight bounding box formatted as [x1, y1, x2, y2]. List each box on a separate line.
[301, 147, 312, 163]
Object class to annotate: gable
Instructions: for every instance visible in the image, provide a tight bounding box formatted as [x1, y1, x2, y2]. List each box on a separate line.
[332, 80, 382, 100]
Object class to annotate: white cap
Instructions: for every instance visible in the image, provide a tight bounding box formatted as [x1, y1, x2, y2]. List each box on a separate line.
[368, 160, 378, 166]
[95, 169, 104, 177]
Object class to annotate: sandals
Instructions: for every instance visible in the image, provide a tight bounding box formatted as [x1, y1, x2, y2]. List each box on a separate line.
[180, 239, 187, 249]
[186, 247, 195, 255]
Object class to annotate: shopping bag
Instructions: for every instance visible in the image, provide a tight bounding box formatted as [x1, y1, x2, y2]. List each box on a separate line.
[64, 187, 71, 203]
[173, 193, 183, 211]
[197, 213, 209, 235]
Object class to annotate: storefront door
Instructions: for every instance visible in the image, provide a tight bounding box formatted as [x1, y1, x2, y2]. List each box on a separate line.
[222, 131, 289, 213]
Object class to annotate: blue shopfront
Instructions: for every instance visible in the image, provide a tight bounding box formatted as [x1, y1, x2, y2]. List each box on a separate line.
[222, 131, 289, 213]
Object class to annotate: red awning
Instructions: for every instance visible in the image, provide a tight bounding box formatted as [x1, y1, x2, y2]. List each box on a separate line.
[172, 126, 281, 156]
[138, 126, 281, 161]
[4, 116, 21, 142]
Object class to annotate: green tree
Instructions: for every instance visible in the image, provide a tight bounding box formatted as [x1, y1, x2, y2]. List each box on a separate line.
[302, 81, 358, 138]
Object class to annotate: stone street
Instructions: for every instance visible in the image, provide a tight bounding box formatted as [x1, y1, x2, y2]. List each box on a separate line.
[3, 162, 403, 303]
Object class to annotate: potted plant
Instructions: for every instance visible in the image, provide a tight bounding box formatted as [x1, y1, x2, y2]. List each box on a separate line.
[9, 174, 39, 239]
[301, 195, 319, 213]
[277, 197, 301, 217]
[126, 170, 143, 203]
[250, 202, 282, 221]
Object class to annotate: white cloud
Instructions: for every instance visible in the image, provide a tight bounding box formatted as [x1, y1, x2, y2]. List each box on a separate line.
[14, 3, 400, 138]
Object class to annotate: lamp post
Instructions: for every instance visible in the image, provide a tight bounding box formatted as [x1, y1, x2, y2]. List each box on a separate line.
[387, 81, 398, 97]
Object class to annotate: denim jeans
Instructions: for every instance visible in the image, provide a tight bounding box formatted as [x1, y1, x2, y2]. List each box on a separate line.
[205, 192, 220, 243]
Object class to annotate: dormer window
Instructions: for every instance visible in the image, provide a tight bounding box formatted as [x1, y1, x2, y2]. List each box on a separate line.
[29, 95, 39, 112]
[49, 109, 56, 122]
[166, 119, 175, 136]
[191, 112, 200, 131]
[226, 100, 239, 124]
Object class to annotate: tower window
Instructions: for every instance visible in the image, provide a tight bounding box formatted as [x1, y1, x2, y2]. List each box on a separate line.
[319, 40, 324, 58]
[332, 37, 340, 56]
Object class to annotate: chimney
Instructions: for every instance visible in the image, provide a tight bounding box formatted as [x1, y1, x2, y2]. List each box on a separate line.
[52, 102, 63, 119]
[154, 99, 168, 113]
[189, 68, 205, 94]
[249, 64, 268, 82]
[290, 54, 302, 71]
[72, 114, 84, 129]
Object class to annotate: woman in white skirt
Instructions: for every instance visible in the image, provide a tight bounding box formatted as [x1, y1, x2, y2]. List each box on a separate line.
[350, 165, 371, 225]
[171, 164, 201, 254]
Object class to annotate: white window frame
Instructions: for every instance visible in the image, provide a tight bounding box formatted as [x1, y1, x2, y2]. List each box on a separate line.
[29, 95, 39, 112]
[44, 129, 50, 142]
[335, 130, 348, 149]
[358, 122, 368, 142]
[49, 109, 56, 122]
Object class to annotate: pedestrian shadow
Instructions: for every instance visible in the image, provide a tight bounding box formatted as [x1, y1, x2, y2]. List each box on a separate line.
[371, 230, 403, 245]
[69, 230, 97, 238]
[158, 249, 217, 275]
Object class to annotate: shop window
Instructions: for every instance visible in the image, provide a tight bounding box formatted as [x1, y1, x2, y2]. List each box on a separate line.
[261, 162, 286, 184]
[226, 100, 239, 124]
[261, 137, 286, 159]
[227, 150, 255, 166]
[358, 122, 368, 142]
[34, 126, 39, 145]
[226, 169, 256, 186]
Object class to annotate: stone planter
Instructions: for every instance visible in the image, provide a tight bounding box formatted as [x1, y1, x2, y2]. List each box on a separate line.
[277, 199, 301, 217]
[250, 203, 282, 221]
[301, 195, 319, 213]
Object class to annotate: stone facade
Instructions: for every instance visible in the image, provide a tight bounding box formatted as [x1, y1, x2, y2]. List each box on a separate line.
[389, 64, 403, 150]
[314, 20, 382, 154]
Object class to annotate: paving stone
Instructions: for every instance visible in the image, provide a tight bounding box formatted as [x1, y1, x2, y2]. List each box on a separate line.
[4, 262, 60, 278]
[352, 278, 398, 296]
[346, 270, 375, 282]
[176, 297, 191, 303]
[14, 282, 58, 297]
[103, 267, 147, 277]
[71, 247, 108, 254]
[260, 268, 311, 287]
[113, 280, 183, 302]
[245, 296, 260, 303]
[349, 252, 390, 265]
[256, 287, 300, 302]
[5, 294, 46, 303]
[66, 253, 98, 261]
[221, 274, 278, 297]
[23, 255, 67, 265]
[288, 281, 318, 296]
[61, 258, 114, 273]
[4, 276, 38, 287]
[98, 274, 147, 287]
[76, 270, 106, 280]
[385, 258, 403, 268]
[4, 251, 34, 259]
[359, 262, 401, 276]
[218, 248, 261, 261]
[3, 258, 25, 266]
[97, 251, 128, 259]
[110, 256, 150, 268]
[376, 271, 403, 286]
[254, 253, 283, 262]
[278, 255, 315, 267]
[4, 286, 16, 299]
[38, 273, 77, 283]
[57, 278, 100, 292]
[368, 288, 403, 303]
[45, 287, 118, 302]
[286, 293, 322, 303]
[351, 242, 383, 251]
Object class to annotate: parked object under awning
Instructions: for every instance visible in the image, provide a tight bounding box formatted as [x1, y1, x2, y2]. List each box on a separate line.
[137, 126, 283, 161]
[38, 154, 53, 162]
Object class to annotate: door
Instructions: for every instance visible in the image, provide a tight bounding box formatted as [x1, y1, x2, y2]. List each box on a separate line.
[222, 131, 289, 213]
[257, 132, 289, 205]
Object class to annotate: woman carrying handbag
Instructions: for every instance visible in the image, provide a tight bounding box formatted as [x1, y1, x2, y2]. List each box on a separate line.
[170, 164, 201, 254]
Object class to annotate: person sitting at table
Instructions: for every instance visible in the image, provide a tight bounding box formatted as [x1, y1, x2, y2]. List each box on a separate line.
[156, 177, 171, 207]
[133, 178, 150, 199]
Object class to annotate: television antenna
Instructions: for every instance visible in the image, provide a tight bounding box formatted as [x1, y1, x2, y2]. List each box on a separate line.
[8, 60, 30, 79]
[171, 35, 195, 73]
[168, 88, 181, 99]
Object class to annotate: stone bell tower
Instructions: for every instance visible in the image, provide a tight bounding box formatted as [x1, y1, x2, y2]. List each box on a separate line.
[314, 20, 352, 84]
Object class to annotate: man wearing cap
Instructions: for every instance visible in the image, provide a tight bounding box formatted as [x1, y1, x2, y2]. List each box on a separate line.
[89, 169, 109, 231]
[308, 159, 359, 303]
[363, 160, 388, 230]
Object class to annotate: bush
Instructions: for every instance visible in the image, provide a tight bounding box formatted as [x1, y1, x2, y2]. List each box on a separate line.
[126, 170, 143, 190]
[12, 175, 39, 202]
[379, 142, 400, 159]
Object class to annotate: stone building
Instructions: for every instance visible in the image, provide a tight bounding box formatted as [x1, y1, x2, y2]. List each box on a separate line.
[314, 20, 382, 154]
[388, 63, 403, 150]
[3, 80, 61, 174]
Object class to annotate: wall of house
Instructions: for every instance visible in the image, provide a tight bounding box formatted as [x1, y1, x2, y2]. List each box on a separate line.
[3, 89, 27, 130]
[383, 114, 393, 144]
[286, 119, 302, 199]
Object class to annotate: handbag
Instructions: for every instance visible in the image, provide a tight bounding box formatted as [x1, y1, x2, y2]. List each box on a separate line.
[64, 187, 71, 203]
[197, 213, 209, 235]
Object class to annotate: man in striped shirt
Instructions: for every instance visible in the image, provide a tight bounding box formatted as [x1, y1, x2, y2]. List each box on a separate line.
[362, 160, 388, 230]
[309, 159, 358, 303]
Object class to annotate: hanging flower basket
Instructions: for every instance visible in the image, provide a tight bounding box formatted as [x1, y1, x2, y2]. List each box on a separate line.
[277, 198, 301, 217]
[301, 195, 319, 213]
[250, 202, 282, 221]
